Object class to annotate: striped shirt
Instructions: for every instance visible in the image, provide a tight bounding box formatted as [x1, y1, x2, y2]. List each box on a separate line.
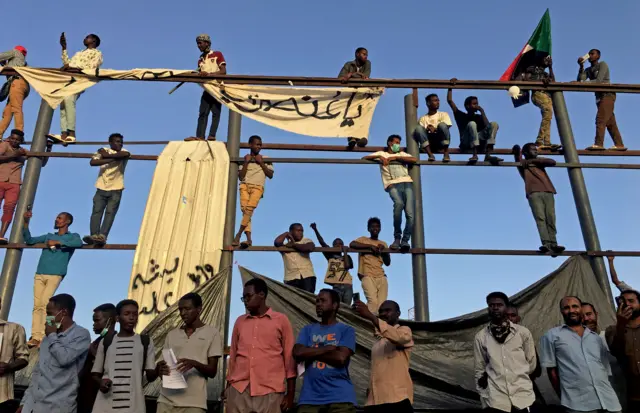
[91, 334, 155, 413]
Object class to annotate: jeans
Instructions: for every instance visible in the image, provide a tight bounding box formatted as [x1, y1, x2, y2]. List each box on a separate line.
[531, 91, 553, 146]
[0, 182, 19, 224]
[412, 123, 450, 149]
[528, 192, 557, 246]
[196, 91, 222, 138]
[0, 77, 28, 136]
[364, 399, 413, 413]
[90, 189, 123, 238]
[387, 182, 414, 242]
[595, 95, 623, 147]
[60, 92, 82, 132]
[332, 284, 353, 305]
[460, 121, 499, 150]
[285, 276, 316, 294]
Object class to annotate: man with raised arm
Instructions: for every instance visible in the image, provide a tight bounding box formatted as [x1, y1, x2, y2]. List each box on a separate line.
[185, 34, 227, 142]
[412, 94, 453, 162]
[354, 299, 414, 413]
[363, 134, 416, 250]
[606, 254, 634, 293]
[578, 49, 626, 151]
[513, 143, 564, 255]
[447, 80, 502, 164]
[310, 222, 354, 305]
[84, 133, 130, 246]
[47, 33, 103, 145]
[0, 46, 29, 138]
[294, 289, 357, 413]
[23, 210, 82, 348]
[233, 135, 274, 248]
[274, 223, 316, 293]
[350, 217, 390, 313]
[338, 47, 371, 149]
[225, 279, 296, 413]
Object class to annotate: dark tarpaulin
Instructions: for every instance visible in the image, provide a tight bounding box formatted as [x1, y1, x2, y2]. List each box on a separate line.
[239, 255, 614, 410]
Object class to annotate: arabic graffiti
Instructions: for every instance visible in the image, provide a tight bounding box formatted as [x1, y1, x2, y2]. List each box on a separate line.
[187, 264, 215, 288]
[131, 257, 180, 289]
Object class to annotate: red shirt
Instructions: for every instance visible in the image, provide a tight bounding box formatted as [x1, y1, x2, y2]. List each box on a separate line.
[227, 308, 296, 396]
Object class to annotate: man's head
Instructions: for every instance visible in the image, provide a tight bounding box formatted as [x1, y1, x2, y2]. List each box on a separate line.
[426, 94, 440, 111]
[248, 135, 262, 155]
[378, 300, 401, 325]
[6, 129, 24, 148]
[581, 302, 599, 331]
[116, 299, 139, 332]
[522, 143, 538, 160]
[54, 212, 73, 230]
[588, 49, 601, 63]
[93, 303, 116, 335]
[242, 278, 268, 314]
[386, 134, 402, 153]
[506, 304, 521, 324]
[48, 293, 76, 325]
[486, 292, 509, 323]
[14, 46, 27, 57]
[559, 296, 583, 326]
[315, 288, 340, 319]
[332, 238, 344, 248]
[464, 96, 479, 113]
[108, 133, 124, 151]
[196, 34, 211, 52]
[84, 34, 100, 49]
[179, 292, 203, 326]
[355, 47, 368, 64]
[367, 217, 381, 238]
[620, 290, 640, 320]
[289, 223, 304, 242]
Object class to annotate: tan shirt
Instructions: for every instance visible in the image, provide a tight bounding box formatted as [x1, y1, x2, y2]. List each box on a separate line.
[158, 325, 223, 409]
[0, 320, 28, 404]
[0, 142, 24, 184]
[324, 256, 352, 285]
[354, 237, 388, 278]
[367, 320, 414, 406]
[92, 148, 129, 191]
[242, 159, 274, 187]
[281, 238, 316, 281]
[474, 322, 537, 411]
[418, 111, 452, 129]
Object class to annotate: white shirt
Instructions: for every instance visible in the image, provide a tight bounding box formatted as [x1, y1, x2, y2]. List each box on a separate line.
[418, 111, 452, 129]
[370, 151, 413, 190]
[93, 147, 129, 191]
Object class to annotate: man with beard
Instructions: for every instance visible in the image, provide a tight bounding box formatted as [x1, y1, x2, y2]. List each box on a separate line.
[606, 290, 640, 412]
[540, 296, 621, 413]
[354, 299, 414, 413]
[474, 293, 537, 413]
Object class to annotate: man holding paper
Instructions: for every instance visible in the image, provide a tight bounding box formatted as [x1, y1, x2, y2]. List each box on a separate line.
[156, 292, 223, 413]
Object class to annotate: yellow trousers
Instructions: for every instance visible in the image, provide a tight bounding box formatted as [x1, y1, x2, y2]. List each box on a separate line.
[361, 276, 388, 313]
[239, 183, 264, 233]
[32, 274, 62, 341]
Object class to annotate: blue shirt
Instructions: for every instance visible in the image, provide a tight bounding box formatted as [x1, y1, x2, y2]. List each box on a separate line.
[539, 325, 621, 412]
[23, 227, 82, 276]
[296, 322, 357, 405]
[21, 323, 91, 413]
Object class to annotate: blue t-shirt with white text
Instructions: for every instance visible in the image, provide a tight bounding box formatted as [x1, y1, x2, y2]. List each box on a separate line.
[297, 322, 357, 405]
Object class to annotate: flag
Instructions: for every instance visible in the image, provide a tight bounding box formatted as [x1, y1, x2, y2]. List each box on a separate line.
[500, 9, 552, 81]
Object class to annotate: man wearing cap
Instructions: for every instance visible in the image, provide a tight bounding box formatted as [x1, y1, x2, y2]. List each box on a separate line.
[185, 34, 227, 142]
[0, 46, 30, 138]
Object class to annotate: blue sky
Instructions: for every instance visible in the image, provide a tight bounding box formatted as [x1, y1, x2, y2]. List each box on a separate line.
[3, 0, 640, 338]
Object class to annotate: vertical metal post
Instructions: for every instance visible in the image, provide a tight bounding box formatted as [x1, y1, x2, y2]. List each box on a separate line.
[0, 100, 53, 320]
[404, 92, 429, 321]
[552, 91, 612, 299]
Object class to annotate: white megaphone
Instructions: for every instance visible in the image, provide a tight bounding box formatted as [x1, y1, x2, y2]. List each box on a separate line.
[508, 86, 521, 99]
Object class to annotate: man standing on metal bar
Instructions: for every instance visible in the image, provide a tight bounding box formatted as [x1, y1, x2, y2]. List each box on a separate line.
[354, 299, 414, 413]
[185, 34, 226, 142]
[310, 222, 354, 305]
[606, 254, 635, 293]
[363, 134, 416, 250]
[349, 217, 391, 313]
[275, 223, 317, 293]
[294, 289, 357, 413]
[578, 49, 627, 152]
[83, 133, 130, 246]
[22, 210, 83, 348]
[513, 143, 565, 256]
[46, 32, 103, 145]
[540, 296, 622, 413]
[474, 292, 537, 413]
[338, 47, 371, 149]
[233, 135, 274, 248]
[446, 80, 503, 164]
[412, 94, 452, 162]
[0, 45, 29, 138]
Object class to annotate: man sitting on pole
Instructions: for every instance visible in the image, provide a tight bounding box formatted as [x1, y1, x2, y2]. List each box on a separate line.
[338, 47, 371, 149]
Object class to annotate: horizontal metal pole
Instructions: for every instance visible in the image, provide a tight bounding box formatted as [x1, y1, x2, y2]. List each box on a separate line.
[2, 243, 639, 257]
[3, 67, 639, 93]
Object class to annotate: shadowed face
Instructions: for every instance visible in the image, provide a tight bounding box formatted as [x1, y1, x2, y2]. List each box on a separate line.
[118, 304, 139, 332]
[179, 299, 202, 325]
[582, 304, 598, 331]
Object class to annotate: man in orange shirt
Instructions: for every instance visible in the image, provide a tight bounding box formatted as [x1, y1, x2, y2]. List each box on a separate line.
[225, 278, 296, 413]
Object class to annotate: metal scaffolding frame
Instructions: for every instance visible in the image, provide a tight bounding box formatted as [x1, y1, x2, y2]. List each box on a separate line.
[0, 70, 637, 322]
